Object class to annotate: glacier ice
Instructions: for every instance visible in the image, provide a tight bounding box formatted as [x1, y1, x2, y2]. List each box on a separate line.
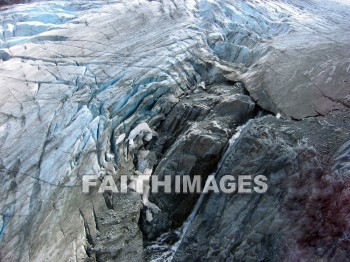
[0, 0, 349, 260]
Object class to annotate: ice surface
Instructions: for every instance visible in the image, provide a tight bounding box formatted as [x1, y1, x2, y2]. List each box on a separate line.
[0, 0, 349, 260]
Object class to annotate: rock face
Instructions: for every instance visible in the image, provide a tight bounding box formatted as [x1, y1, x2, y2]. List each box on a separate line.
[141, 83, 255, 241]
[0, 0, 349, 261]
[172, 113, 350, 261]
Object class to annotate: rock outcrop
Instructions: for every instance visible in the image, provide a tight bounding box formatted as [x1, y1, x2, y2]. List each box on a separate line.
[172, 113, 350, 261]
[141, 83, 255, 241]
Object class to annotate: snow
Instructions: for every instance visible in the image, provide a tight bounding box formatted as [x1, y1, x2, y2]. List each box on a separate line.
[115, 133, 126, 145]
[128, 122, 153, 141]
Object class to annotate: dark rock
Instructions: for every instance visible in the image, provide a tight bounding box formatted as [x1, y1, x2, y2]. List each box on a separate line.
[141, 83, 256, 240]
[172, 114, 350, 261]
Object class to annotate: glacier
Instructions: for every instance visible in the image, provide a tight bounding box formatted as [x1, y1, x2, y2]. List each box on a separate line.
[0, 0, 349, 261]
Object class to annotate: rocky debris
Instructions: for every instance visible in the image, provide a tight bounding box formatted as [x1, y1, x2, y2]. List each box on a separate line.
[141, 83, 255, 241]
[171, 113, 350, 261]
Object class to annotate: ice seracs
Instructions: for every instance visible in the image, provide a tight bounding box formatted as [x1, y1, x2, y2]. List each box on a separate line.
[0, 0, 349, 261]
